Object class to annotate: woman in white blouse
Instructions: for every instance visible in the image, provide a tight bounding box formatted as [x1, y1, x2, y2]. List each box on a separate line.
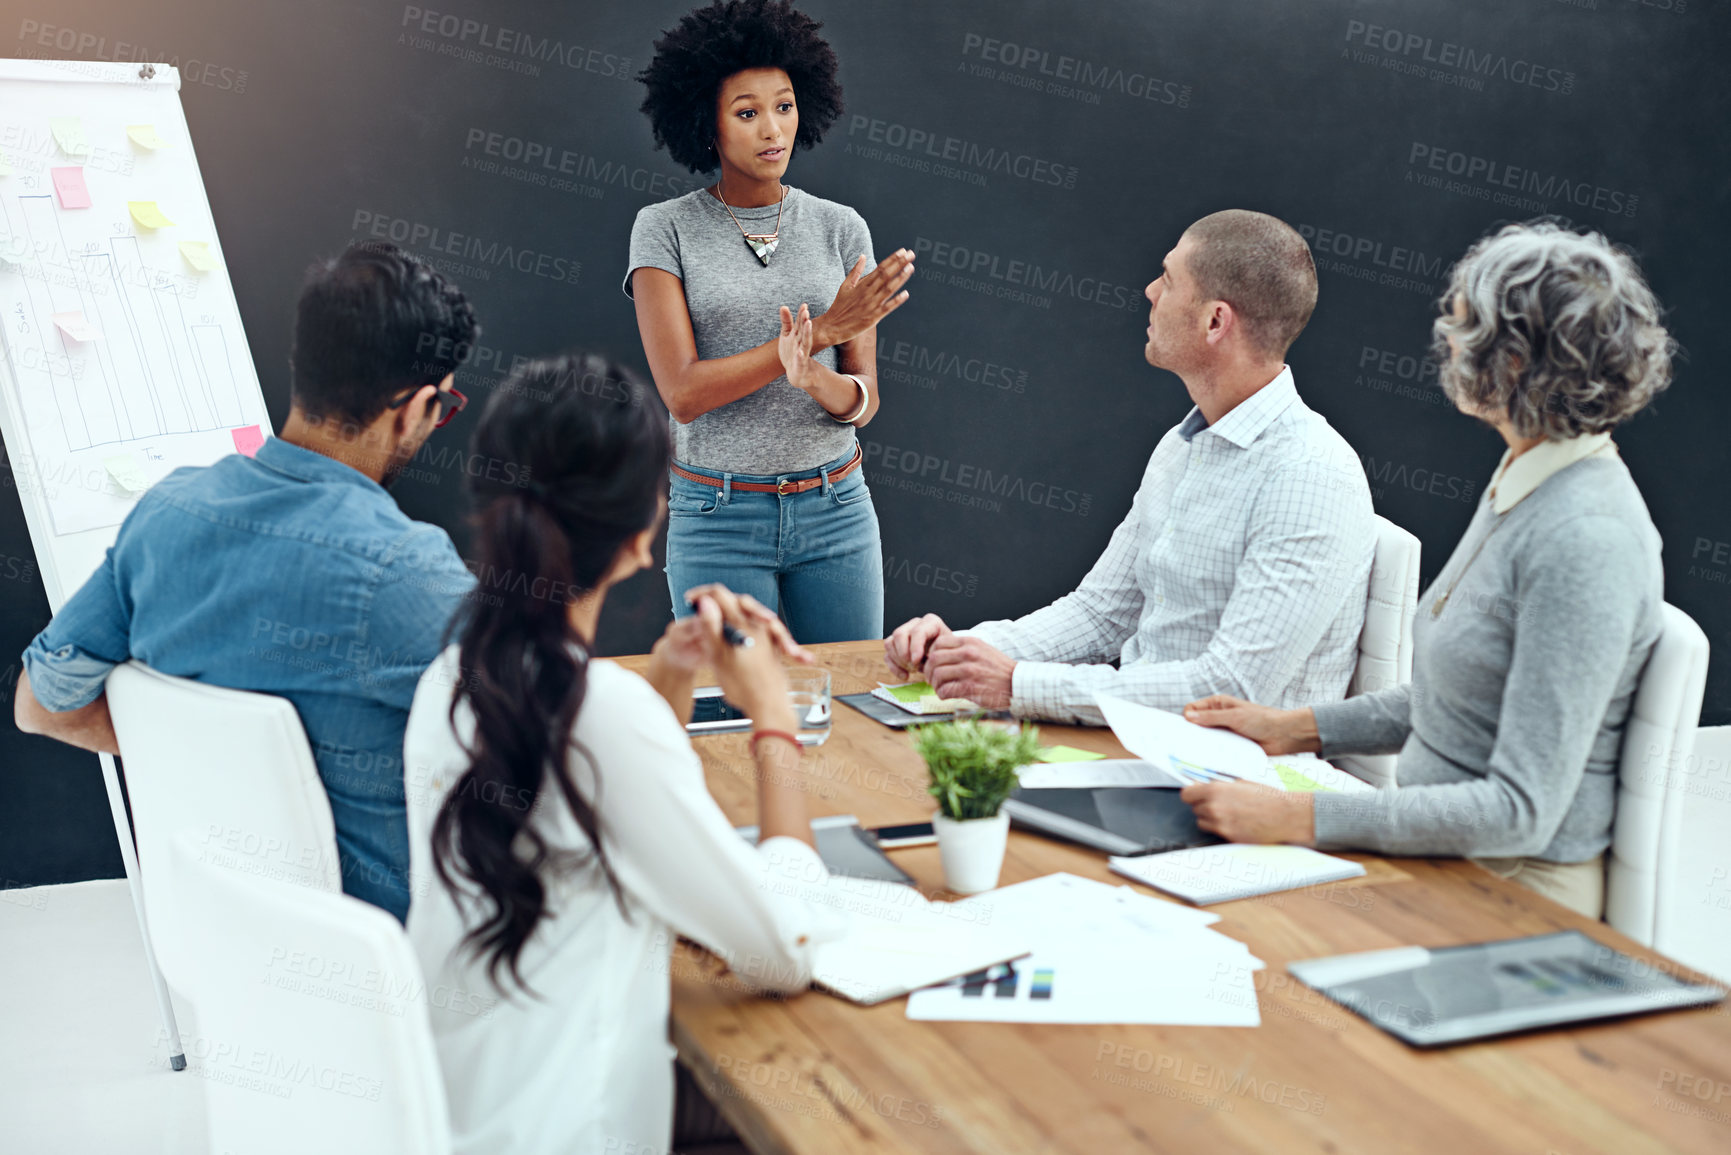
[402, 352, 841, 1155]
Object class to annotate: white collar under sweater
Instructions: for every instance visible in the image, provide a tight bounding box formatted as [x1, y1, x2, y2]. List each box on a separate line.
[1487, 432, 1617, 514]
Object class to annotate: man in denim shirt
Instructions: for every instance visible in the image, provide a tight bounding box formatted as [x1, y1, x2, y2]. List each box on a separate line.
[14, 242, 479, 923]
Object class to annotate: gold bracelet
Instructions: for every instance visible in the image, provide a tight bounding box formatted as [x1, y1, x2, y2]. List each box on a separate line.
[832, 373, 870, 424]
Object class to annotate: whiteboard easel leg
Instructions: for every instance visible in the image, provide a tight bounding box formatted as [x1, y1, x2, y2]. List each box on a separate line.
[98, 752, 187, 1072]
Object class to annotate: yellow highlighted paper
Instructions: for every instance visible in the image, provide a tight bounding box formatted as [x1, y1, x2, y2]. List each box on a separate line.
[1035, 745, 1107, 764]
[104, 454, 150, 494]
[49, 116, 91, 158]
[127, 124, 168, 150]
[128, 201, 175, 229]
[178, 241, 219, 272]
[1272, 762, 1334, 792]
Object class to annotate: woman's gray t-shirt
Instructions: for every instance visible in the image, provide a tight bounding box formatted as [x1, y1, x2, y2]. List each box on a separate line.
[624, 186, 875, 474]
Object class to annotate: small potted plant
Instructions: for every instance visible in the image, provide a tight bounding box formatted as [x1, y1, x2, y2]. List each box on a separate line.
[915, 720, 1041, 894]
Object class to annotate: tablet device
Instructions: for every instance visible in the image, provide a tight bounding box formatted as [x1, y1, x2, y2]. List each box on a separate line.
[735, 814, 915, 887]
[1001, 786, 1222, 856]
[836, 691, 962, 728]
[1288, 930, 1727, 1047]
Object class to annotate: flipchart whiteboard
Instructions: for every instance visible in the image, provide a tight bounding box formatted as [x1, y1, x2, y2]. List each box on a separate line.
[0, 59, 271, 608]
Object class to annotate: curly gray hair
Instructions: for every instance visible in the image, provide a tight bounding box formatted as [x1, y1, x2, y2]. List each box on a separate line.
[1431, 220, 1675, 439]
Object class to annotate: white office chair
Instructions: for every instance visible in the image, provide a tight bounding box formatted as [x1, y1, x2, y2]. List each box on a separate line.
[153, 829, 452, 1155]
[1335, 515, 1422, 790]
[1605, 603, 1710, 947]
[105, 660, 341, 895]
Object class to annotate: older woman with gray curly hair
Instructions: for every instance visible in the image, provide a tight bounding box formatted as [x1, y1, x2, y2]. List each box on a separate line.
[1175, 220, 1676, 918]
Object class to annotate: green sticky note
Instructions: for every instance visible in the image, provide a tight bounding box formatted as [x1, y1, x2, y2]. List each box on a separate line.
[1035, 745, 1107, 763]
[50, 116, 91, 158]
[883, 681, 934, 703]
[1273, 762, 1334, 793]
[103, 454, 150, 494]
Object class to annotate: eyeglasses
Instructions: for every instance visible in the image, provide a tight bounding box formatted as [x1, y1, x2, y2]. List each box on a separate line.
[387, 383, 468, 429]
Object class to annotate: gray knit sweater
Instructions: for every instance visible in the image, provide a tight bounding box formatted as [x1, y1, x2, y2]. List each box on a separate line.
[1311, 454, 1663, 861]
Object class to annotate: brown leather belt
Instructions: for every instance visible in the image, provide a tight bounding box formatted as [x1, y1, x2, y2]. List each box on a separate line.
[670, 446, 863, 496]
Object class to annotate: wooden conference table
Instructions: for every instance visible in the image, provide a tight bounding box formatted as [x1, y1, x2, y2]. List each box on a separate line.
[615, 642, 1731, 1155]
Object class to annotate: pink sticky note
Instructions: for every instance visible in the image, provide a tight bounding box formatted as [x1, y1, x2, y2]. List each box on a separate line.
[231, 425, 264, 457]
[51, 311, 102, 342]
[51, 166, 91, 209]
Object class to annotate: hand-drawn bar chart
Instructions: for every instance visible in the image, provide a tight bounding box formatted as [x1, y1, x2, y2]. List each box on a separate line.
[0, 82, 266, 539]
[8, 195, 244, 452]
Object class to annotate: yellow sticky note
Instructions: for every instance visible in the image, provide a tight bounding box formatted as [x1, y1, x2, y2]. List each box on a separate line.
[49, 116, 91, 158]
[104, 454, 150, 494]
[126, 124, 168, 150]
[178, 241, 219, 272]
[128, 201, 175, 230]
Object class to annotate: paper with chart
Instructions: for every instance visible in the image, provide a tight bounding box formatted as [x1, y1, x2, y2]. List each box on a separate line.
[0, 65, 269, 538]
[905, 873, 1262, 1026]
[1093, 694, 1376, 794]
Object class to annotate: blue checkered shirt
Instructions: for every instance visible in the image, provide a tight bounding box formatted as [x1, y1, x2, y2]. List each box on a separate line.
[966, 368, 1375, 724]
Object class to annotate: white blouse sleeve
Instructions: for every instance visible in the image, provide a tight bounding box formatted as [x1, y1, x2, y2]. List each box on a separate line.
[572, 666, 843, 993]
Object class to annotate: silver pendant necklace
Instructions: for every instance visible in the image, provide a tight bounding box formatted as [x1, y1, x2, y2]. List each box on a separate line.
[717, 182, 787, 265]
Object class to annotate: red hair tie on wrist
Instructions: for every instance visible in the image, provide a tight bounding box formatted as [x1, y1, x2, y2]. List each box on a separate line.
[750, 729, 802, 756]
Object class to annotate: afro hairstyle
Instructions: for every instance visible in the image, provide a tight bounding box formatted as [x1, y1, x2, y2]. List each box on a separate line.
[638, 0, 843, 173]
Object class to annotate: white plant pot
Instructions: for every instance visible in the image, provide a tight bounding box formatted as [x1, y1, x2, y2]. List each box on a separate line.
[932, 809, 1011, 895]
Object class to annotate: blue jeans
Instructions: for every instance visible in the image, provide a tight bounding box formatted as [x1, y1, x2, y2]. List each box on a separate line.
[665, 449, 884, 644]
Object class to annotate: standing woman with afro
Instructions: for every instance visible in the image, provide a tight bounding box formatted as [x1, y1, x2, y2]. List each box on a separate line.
[626, 0, 915, 643]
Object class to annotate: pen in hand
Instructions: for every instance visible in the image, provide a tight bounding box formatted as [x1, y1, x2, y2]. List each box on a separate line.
[687, 596, 755, 648]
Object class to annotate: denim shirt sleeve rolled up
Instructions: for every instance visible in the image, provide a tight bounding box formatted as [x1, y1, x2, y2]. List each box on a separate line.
[23, 437, 475, 923]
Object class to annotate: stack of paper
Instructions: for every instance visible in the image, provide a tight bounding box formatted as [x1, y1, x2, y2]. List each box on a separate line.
[872, 681, 980, 715]
[1017, 759, 1185, 789]
[1094, 694, 1375, 794]
[904, 873, 1262, 1026]
[770, 867, 1031, 1006]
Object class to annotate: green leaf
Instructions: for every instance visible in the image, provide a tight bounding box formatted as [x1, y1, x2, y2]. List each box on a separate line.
[913, 720, 1042, 821]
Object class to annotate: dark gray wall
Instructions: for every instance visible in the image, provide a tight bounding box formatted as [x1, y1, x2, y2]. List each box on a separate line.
[3, 0, 1725, 887]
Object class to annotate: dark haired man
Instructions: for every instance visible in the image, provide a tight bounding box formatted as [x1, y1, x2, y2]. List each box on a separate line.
[15, 242, 478, 923]
[887, 211, 1376, 725]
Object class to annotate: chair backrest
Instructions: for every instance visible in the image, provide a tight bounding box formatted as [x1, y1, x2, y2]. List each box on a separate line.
[1335, 515, 1421, 790]
[1606, 603, 1710, 947]
[155, 830, 451, 1155]
[105, 661, 341, 893]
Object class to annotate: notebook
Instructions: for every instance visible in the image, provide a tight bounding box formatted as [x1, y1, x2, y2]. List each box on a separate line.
[871, 680, 981, 715]
[837, 692, 958, 728]
[734, 817, 1028, 1004]
[812, 913, 1031, 1006]
[1109, 844, 1367, 905]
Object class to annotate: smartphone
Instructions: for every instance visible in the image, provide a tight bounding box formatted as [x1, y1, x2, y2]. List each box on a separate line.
[687, 686, 752, 734]
[870, 821, 937, 849]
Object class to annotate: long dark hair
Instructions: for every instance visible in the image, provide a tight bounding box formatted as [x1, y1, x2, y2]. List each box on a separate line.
[431, 352, 669, 992]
